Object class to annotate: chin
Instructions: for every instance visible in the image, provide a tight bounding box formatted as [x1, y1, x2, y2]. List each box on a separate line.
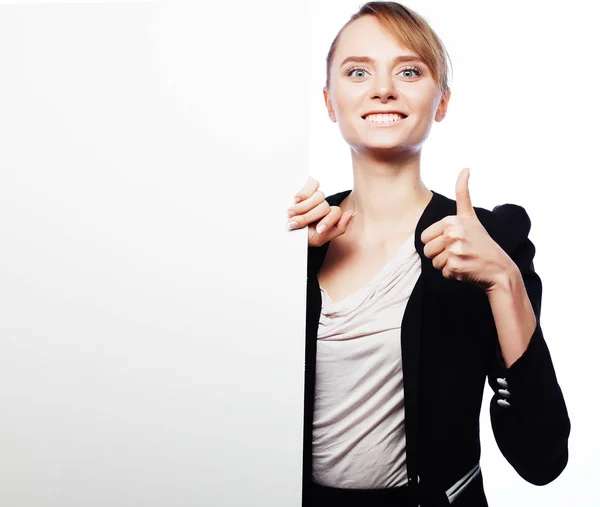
[364, 139, 411, 151]
[355, 145, 413, 158]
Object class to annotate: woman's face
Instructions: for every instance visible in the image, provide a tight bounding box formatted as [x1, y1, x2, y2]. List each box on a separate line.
[324, 15, 450, 156]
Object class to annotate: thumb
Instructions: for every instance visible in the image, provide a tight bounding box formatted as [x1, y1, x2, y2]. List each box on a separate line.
[456, 168, 476, 218]
[334, 210, 356, 236]
[342, 210, 356, 230]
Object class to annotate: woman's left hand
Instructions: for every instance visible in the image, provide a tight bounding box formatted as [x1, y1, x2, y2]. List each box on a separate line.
[420, 168, 516, 293]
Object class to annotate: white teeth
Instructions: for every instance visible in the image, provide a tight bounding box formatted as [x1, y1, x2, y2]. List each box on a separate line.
[365, 113, 402, 123]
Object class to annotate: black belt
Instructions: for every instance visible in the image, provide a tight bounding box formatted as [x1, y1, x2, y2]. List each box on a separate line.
[310, 480, 417, 507]
[309, 461, 481, 506]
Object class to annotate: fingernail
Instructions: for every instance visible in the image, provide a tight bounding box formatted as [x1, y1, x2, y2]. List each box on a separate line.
[316, 224, 326, 233]
[288, 221, 298, 230]
[294, 196, 301, 203]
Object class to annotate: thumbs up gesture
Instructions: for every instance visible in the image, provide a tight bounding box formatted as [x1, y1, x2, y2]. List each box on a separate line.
[420, 168, 515, 293]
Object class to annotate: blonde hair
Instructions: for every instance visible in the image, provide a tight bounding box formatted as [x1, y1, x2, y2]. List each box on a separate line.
[325, 1, 452, 94]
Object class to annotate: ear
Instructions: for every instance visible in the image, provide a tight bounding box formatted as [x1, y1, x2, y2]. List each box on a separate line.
[434, 88, 451, 122]
[323, 87, 337, 122]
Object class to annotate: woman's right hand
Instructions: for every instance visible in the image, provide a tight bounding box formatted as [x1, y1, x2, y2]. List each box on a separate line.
[286, 177, 355, 247]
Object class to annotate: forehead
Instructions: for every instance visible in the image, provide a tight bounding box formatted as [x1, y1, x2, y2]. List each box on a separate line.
[334, 15, 416, 62]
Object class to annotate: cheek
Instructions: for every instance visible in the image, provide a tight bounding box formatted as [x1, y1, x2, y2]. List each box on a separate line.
[334, 91, 360, 118]
[408, 98, 437, 120]
[404, 86, 441, 119]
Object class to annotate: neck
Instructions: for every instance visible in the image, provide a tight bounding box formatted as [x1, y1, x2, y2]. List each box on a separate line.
[344, 149, 432, 240]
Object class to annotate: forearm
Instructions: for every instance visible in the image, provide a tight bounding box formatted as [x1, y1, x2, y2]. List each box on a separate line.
[487, 267, 571, 484]
[486, 264, 538, 368]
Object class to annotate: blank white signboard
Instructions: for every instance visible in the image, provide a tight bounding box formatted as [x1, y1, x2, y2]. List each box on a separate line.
[0, 2, 310, 506]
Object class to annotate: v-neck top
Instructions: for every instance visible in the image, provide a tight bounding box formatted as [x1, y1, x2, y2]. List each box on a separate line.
[312, 231, 421, 488]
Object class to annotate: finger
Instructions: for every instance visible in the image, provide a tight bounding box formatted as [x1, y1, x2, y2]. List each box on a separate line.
[432, 249, 449, 273]
[289, 200, 331, 229]
[318, 208, 354, 237]
[442, 253, 460, 280]
[309, 208, 354, 247]
[456, 168, 475, 218]
[294, 177, 320, 203]
[420, 217, 447, 244]
[288, 189, 326, 218]
[423, 233, 447, 259]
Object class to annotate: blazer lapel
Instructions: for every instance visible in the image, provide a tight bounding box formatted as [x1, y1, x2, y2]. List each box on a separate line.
[402, 190, 453, 487]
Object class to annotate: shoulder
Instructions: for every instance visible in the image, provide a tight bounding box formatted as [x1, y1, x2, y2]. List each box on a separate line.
[485, 202, 532, 255]
[324, 189, 352, 208]
[490, 202, 531, 236]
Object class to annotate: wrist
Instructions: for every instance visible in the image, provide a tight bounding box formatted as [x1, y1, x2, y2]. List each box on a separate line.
[486, 261, 520, 296]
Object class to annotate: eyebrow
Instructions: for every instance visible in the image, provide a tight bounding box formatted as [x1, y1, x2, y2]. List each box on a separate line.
[340, 55, 425, 68]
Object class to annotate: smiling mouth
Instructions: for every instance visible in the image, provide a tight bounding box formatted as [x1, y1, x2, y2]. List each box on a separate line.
[361, 113, 408, 122]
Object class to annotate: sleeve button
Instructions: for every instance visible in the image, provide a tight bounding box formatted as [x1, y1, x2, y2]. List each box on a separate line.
[497, 399, 511, 408]
[496, 377, 508, 388]
[498, 389, 512, 398]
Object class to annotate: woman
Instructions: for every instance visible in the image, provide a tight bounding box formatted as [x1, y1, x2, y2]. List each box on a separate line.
[286, 2, 570, 506]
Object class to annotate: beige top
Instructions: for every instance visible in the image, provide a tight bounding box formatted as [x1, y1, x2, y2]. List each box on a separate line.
[312, 232, 421, 489]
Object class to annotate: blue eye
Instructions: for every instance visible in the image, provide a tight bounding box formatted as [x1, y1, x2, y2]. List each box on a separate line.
[399, 66, 422, 78]
[346, 66, 369, 79]
[345, 65, 423, 80]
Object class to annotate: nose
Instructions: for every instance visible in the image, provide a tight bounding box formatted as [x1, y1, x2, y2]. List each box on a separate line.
[370, 73, 397, 102]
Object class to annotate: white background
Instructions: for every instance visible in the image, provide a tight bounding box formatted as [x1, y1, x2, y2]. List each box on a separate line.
[312, 1, 599, 506]
[0, 0, 597, 506]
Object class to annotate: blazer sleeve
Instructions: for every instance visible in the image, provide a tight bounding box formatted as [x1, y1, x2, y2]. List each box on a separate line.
[486, 203, 571, 486]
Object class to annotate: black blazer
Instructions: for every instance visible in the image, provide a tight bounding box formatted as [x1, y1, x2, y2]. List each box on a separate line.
[302, 189, 570, 506]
